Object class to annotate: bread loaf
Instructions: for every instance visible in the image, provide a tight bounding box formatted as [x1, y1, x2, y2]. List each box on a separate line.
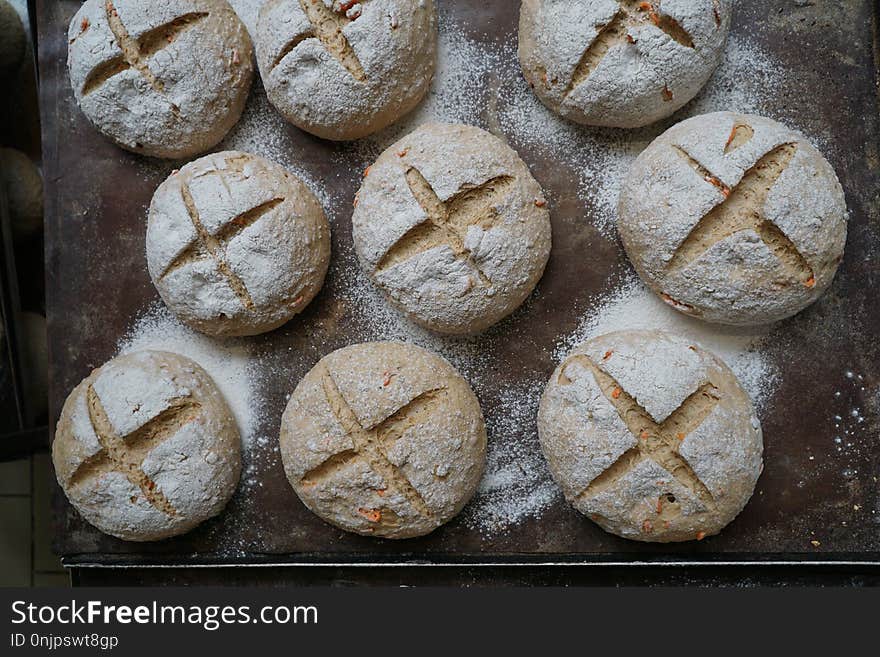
[67, 0, 254, 159]
[53, 351, 241, 542]
[518, 0, 731, 128]
[255, 0, 437, 140]
[280, 341, 487, 539]
[146, 151, 331, 337]
[618, 111, 848, 325]
[539, 330, 763, 542]
[352, 122, 552, 334]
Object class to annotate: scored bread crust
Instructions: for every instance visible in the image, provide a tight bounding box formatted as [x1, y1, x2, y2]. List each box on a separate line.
[618, 111, 848, 326]
[352, 122, 552, 335]
[518, 0, 731, 129]
[280, 341, 487, 539]
[67, 0, 254, 159]
[538, 330, 763, 543]
[146, 151, 331, 337]
[255, 0, 437, 141]
[52, 351, 241, 542]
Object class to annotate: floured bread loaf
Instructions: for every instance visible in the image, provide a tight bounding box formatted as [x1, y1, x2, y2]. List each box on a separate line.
[539, 330, 762, 543]
[518, 0, 731, 128]
[67, 0, 254, 159]
[0, 148, 43, 238]
[53, 351, 241, 542]
[618, 111, 848, 325]
[352, 122, 552, 334]
[255, 0, 437, 140]
[147, 151, 331, 337]
[0, 0, 25, 79]
[280, 341, 486, 539]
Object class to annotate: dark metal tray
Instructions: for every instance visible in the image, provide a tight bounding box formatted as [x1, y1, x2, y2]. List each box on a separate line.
[39, 0, 880, 567]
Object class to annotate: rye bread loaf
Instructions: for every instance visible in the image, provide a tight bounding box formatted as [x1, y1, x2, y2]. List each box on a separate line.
[538, 330, 763, 543]
[518, 0, 731, 128]
[280, 341, 487, 539]
[67, 0, 254, 159]
[0, 0, 25, 79]
[618, 111, 848, 325]
[146, 151, 331, 337]
[351, 122, 552, 335]
[53, 350, 241, 542]
[255, 0, 437, 141]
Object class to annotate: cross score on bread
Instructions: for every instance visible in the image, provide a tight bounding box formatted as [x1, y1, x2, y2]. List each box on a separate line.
[301, 367, 446, 525]
[564, 0, 699, 99]
[562, 354, 720, 519]
[68, 386, 202, 516]
[376, 167, 516, 287]
[270, 0, 367, 81]
[666, 124, 815, 286]
[160, 164, 285, 310]
[81, 1, 210, 111]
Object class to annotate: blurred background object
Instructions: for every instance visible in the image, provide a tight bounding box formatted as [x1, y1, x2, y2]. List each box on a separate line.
[0, 0, 66, 587]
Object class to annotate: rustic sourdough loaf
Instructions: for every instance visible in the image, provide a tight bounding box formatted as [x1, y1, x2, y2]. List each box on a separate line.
[618, 111, 847, 325]
[352, 122, 552, 334]
[539, 330, 763, 543]
[146, 151, 331, 337]
[67, 0, 254, 159]
[518, 0, 731, 128]
[53, 351, 241, 542]
[280, 341, 487, 539]
[255, 0, 437, 141]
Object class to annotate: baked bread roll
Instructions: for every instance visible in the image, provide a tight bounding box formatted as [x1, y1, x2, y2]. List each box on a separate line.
[618, 111, 847, 325]
[0, 0, 25, 79]
[53, 351, 241, 542]
[0, 148, 43, 238]
[352, 122, 552, 334]
[280, 341, 486, 539]
[255, 0, 437, 140]
[146, 151, 331, 337]
[539, 330, 762, 542]
[518, 0, 731, 128]
[67, 0, 254, 159]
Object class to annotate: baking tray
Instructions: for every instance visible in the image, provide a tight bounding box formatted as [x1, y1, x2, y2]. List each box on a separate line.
[39, 0, 880, 567]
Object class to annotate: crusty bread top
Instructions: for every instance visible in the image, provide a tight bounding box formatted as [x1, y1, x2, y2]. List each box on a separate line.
[518, 0, 731, 128]
[618, 111, 848, 326]
[146, 151, 331, 337]
[53, 351, 241, 542]
[352, 122, 552, 335]
[255, 0, 436, 140]
[539, 330, 763, 543]
[68, 0, 254, 158]
[280, 341, 487, 539]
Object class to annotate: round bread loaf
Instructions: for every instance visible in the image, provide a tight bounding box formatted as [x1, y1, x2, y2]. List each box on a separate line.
[280, 341, 487, 539]
[146, 151, 331, 337]
[255, 0, 436, 140]
[538, 330, 762, 542]
[53, 350, 241, 542]
[67, 0, 254, 159]
[352, 122, 552, 334]
[618, 111, 848, 325]
[0, 0, 25, 79]
[0, 148, 43, 238]
[518, 0, 731, 129]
